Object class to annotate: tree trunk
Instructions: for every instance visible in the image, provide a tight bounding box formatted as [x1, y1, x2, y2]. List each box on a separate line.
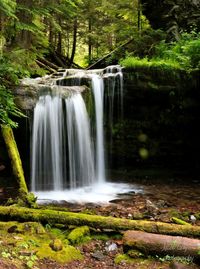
[69, 18, 77, 66]
[0, 206, 200, 238]
[137, 0, 141, 34]
[1, 125, 28, 201]
[36, 60, 56, 73]
[57, 18, 62, 55]
[88, 18, 92, 64]
[37, 57, 59, 70]
[123, 230, 200, 258]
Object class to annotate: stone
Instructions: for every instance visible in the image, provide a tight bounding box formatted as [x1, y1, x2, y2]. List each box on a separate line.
[49, 239, 63, 251]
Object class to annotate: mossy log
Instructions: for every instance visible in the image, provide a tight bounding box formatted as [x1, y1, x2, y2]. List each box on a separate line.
[1, 125, 28, 200]
[0, 206, 200, 238]
[123, 230, 200, 258]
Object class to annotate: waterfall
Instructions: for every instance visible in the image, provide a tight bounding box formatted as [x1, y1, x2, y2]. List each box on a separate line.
[65, 94, 95, 189]
[31, 65, 123, 193]
[31, 95, 64, 191]
[31, 93, 94, 191]
[90, 74, 105, 182]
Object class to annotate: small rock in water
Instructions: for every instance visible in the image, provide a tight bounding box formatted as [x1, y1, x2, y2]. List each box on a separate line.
[105, 242, 118, 252]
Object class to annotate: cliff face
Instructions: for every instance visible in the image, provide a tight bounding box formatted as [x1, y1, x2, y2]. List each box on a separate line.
[107, 68, 200, 177]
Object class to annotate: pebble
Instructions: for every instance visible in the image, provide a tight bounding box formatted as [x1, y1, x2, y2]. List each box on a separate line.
[105, 242, 118, 252]
[91, 251, 105, 261]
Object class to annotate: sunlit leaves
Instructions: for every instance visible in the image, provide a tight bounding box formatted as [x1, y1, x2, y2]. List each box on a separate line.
[0, 0, 17, 18]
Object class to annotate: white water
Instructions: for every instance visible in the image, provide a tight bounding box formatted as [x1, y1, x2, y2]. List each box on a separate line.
[35, 182, 142, 204]
[31, 65, 127, 203]
[31, 93, 95, 191]
[31, 95, 64, 191]
[65, 94, 95, 189]
[90, 74, 105, 182]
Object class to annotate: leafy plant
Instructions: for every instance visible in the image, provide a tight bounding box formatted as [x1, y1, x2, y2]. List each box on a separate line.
[0, 85, 25, 127]
[0, 57, 25, 127]
[121, 32, 200, 71]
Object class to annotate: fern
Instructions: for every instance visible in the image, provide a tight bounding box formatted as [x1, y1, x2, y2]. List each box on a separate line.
[0, 0, 17, 18]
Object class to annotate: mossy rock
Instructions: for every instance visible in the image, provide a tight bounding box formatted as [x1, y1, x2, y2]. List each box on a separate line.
[37, 243, 83, 263]
[49, 239, 63, 251]
[68, 226, 90, 245]
[0, 221, 45, 235]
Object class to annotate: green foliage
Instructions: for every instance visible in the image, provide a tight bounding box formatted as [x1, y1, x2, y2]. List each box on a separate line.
[154, 32, 200, 70]
[156, 255, 194, 265]
[125, 29, 166, 58]
[121, 32, 200, 72]
[0, 85, 24, 127]
[0, 57, 26, 127]
[120, 56, 181, 71]
[0, 0, 16, 18]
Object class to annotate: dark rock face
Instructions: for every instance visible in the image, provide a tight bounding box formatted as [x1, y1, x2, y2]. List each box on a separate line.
[107, 68, 200, 177]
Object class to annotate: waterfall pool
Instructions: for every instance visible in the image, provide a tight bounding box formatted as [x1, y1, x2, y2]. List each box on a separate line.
[34, 182, 142, 204]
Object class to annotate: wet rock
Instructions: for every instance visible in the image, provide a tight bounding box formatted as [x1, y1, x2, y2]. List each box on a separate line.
[190, 215, 196, 224]
[105, 242, 118, 252]
[157, 199, 167, 208]
[146, 199, 159, 215]
[91, 251, 105, 261]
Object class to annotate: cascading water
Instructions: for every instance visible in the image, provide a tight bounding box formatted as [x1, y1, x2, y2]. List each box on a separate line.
[65, 94, 95, 189]
[90, 74, 105, 182]
[31, 95, 64, 191]
[31, 93, 95, 191]
[30, 66, 142, 203]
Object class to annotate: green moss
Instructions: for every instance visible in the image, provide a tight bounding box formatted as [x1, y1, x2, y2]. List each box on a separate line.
[127, 249, 145, 258]
[1, 126, 28, 196]
[49, 239, 63, 251]
[114, 254, 135, 264]
[171, 217, 191, 226]
[0, 221, 45, 235]
[92, 233, 110, 241]
[68, 226, 91, 245]
[1, 206, 200, 238]
[37, 244, 83, 263]
[49, 228, 67, 240]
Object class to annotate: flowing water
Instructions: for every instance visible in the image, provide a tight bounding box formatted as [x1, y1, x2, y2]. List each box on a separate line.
[31, 65, 135, 203]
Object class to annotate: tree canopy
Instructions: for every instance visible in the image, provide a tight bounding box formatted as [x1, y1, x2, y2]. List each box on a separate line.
[0, 0, 200, 126]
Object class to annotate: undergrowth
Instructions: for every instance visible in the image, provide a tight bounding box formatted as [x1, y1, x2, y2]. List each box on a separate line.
[120, 31, 200, 72]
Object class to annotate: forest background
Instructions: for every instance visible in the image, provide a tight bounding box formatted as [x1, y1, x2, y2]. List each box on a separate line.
[0, 0, 200, 127]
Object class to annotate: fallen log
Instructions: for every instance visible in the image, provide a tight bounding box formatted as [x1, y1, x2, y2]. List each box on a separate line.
[1, 126, 28, 200]
[36, 60, 56, 73]
[123, 230, 200, 258]
[0, 206, 200, 238]
[37, 57, 59, 70]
